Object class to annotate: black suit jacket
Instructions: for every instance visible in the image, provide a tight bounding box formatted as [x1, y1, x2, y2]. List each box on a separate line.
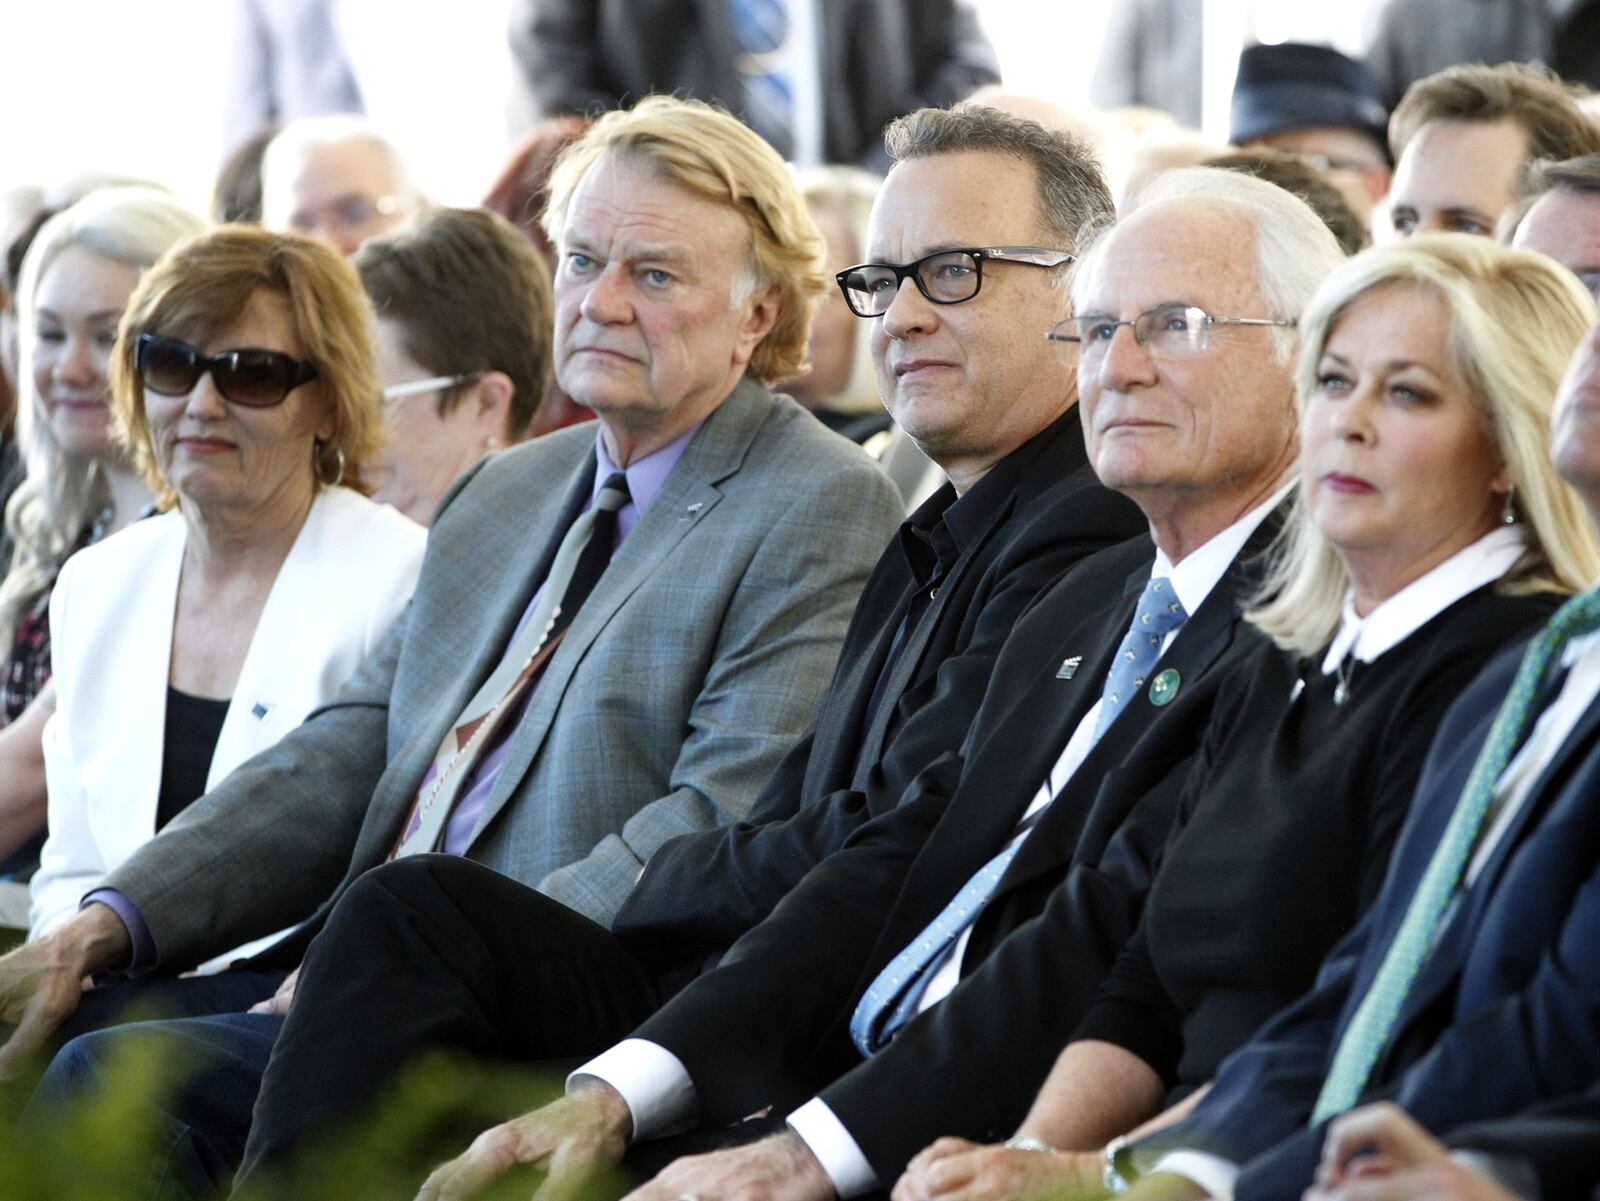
[614, 410, 1145, 965]
[1446, 1083, 1600, 1200]
[632, 504, 1284, 1175]
[1142, 634, 1600, 1199]
[508, 0, 1001, 166]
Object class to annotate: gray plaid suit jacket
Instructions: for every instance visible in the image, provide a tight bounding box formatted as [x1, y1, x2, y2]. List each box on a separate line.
[101, 379, 903, 971]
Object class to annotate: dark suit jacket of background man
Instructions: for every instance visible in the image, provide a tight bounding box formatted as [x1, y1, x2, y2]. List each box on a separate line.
[614, 407, 1146, 970]
[1445, 1082, 1600, 1200]
[93, 381, 901, 976]
[628, 508, 1285, 1179]
[509, 0, 1001, 167]
[1139, 635, 1600, 1199]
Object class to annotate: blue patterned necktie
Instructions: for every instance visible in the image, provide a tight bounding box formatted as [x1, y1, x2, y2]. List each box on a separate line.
[849, 579, 1188, 1055]
[1094, 576, 1188, 741]
[849, 819, 1036, 1056]
[730, 0, 794, 159]
[1311, 588, 1600, 1123]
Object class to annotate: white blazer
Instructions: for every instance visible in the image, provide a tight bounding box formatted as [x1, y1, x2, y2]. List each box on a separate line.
[32, 487, 425, 968]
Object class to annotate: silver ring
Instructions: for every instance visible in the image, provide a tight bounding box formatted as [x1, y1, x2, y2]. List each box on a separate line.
[677, 1195, 701, 1201]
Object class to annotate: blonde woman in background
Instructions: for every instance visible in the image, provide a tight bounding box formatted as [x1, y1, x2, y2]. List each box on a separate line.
[0, 189, 207, 882]
[783, 166, 889, 443]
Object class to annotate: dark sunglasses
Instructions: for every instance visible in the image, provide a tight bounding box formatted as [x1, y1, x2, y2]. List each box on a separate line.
[134, 333, 319, 408]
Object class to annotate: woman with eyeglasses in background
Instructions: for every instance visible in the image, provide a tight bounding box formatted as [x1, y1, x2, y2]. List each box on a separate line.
[0, 188, 209, 880]
[27, 224, 424, 969]
[354, 206, 553, 526]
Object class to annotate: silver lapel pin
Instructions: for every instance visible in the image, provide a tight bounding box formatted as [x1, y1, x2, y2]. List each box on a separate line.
[1057, 655, 1082, 680]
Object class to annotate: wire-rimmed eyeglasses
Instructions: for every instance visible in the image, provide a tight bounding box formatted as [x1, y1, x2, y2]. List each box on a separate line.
[835, 246, 1075, 318]
[381, 374, 479, 409]
[1047, 304, 1296, 365]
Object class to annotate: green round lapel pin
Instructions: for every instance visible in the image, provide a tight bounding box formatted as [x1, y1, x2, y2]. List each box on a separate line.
[1149, 668, 1181, 706]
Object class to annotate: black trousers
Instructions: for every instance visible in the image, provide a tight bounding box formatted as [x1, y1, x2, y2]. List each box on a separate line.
[235, 854, 676, 1191]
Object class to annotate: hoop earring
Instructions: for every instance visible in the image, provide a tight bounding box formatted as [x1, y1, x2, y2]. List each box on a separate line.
[315, 443, 347, 488]
[1501, 484, 1517, 525]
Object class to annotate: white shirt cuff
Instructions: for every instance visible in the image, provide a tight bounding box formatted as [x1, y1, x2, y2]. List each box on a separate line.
[568, 1038, 699, 1141]
[1150, 1150, 1239, 1199]
[787, 1097, 880, 1198]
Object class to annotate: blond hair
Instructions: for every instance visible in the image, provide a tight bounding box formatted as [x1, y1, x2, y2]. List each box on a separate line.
[111, 224, 384, 508]
[1, 187, 207, 653]
[1249, 234, 1600, 655]
[793, 165, 882, 415]
[542, 96, 825, 384]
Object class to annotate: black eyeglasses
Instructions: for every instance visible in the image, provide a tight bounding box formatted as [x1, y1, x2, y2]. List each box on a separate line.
[135, 333, 320, 408]
[835, 246, 1076, 318]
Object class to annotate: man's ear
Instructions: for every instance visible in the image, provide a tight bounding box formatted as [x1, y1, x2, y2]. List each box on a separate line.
[733, 282, 784, 368]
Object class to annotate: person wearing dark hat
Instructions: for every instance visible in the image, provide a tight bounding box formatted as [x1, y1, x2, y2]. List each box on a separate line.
[1230, 42, 1392, 228]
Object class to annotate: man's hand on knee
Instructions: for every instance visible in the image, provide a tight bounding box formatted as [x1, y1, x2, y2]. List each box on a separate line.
[416, 1079, 633, 1201]
[622, 1132, 837, 1201]
[0, 902, 130, 1079]
[248, 966, 300, 1016]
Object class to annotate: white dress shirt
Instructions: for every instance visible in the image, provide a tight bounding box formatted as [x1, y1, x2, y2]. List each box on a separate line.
[574, 484, 1294, 1196]
[1160, 566, 1600, 1201]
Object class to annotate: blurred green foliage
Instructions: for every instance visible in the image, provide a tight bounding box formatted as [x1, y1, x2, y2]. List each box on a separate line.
[0, 1038, 628, 1201]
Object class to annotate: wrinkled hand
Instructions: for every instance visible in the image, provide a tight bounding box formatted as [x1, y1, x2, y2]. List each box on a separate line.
[1305, 1103, 1520, 1201]
[622, 1132, 836, 1201]
[247, 966, 299, 1016]
[416, 1082, 632, 1201]
[0, 902, 130, 1080]
[893, 1137, 1101, 1201]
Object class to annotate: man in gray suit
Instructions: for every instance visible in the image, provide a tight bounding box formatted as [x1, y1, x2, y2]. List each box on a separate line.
[0, 95, 901, 1073]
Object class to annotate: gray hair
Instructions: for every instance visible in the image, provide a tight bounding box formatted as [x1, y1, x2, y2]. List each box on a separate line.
[1075, 166, 1345, 361]
[884, 105, 1114, 248]
[260, 116, 424, 227]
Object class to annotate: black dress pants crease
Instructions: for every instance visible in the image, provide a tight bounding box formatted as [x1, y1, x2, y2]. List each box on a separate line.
[236, 854, 672, 1189]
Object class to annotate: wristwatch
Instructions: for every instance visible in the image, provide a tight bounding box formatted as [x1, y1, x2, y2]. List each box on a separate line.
[1002, 1136, 1059, 1155]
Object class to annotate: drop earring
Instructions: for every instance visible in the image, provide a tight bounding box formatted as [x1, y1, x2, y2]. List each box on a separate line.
[1501, 485, 1517, 525]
